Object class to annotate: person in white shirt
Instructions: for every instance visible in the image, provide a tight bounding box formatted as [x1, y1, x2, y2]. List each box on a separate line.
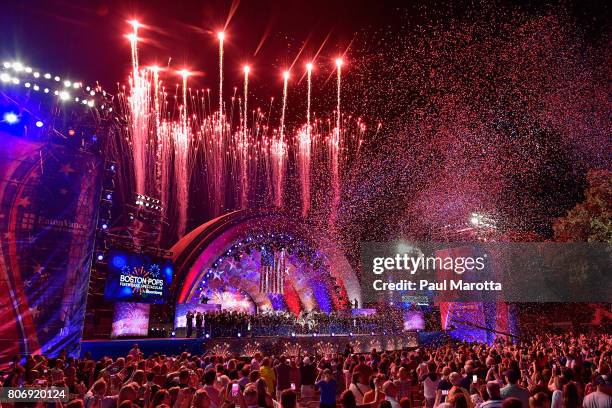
[349, 372, 370, 404]
[583, 375, 611, 408]
[383, 381, 401, 408]
[479, 382, 504, 408]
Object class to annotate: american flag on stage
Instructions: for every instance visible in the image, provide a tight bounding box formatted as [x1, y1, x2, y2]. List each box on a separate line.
[259, 246, 287, 294]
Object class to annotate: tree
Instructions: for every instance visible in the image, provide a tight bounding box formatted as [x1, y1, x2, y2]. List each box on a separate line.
[553, 169, 611, 243]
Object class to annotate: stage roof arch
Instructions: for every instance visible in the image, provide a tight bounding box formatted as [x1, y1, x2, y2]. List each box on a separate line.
[169, 209, 362, 312]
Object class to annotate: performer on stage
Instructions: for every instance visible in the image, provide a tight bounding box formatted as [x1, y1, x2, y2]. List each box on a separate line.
[186, 310, 194, 338]
[195, 311, 203, 338]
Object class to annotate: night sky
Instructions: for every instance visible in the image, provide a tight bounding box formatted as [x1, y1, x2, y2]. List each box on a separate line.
[1, 0, 610, 248]
[1, 0, 607, 92]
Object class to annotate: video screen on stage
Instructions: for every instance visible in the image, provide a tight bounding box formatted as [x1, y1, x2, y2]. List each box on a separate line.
[403, 310, 425, 331]
[104, 250, 173, 304]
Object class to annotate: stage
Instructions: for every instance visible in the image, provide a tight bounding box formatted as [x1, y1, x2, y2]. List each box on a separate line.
[80, 332, 428, 359]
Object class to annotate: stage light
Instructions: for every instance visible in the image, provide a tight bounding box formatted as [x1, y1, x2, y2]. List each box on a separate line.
[313, 333, 317, 337]
[0, 73, 9, 82]
[68, 129, 76, 136]
[105, 192, 112, 200]
[90, 90, 96, 96]
[54, 76, 60, 82]
[335, 58, 344, 67]
[291, 332, 296, 337]
[33, 72, 40, 78]
[11, 78, 19, 84]
[2, 61, 10, 68]
[243, 65, 250, 74]
[25, 82, 31, 88]
[63, 80, 71, 87]
[371, 332, 375, 336]
[283, 71, 290, 80]
[44, 73, 51, 79]
[470, 216, 480, 226]
[44, 88, 49, 93]
[96, 253, 104, 261]
[35, 120, 43, 128]
[217, 31, 225, 41]
[101, 223, 108, 230]
[171, 331, 176, 337]
[87, 100, 95, 107]
[13, 62, 24, 71]
[331, 333, 335, 337]
[25, 67, 32, 73]
[237, 333, 242, 337]
[3, 112, 19, 124]
[205, 333, 210, 339]
[59, 91, 70, 101]
[306, 62, 313, 71]
[33, 85, 39, 91]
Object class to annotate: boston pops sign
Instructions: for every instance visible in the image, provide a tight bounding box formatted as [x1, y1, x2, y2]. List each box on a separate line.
[119, 265, 165, 296]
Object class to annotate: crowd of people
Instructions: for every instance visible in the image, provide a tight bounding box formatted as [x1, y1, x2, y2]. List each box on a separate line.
[185, 310, 405, 338]
[1, 331, 610, 408]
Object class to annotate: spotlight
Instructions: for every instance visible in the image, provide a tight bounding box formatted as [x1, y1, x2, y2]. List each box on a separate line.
[59, 91, 70, 101]
[12, 62, 24, 71]
[205, 333, 210, 339]
[217, 31, 225, 41]
[171, 331, 176, 337]
[306, 62, 313, 71]
[0, 73, 9, 82]
[3, 112, 19, 124]
[35, 120, 43, 128]
[105, 192, 113, 200]
[101, 223, 108, 230]
[96, 253, 104, 261]
[335, 58, 344, 67]
[237, 333, 242, 338]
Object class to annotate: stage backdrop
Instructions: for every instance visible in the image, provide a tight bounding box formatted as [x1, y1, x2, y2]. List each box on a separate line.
[0, 133, 101, 366]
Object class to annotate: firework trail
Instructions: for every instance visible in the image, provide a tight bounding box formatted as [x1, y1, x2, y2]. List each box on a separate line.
[329, 58, 343, 227]
[126, 21, 149, 197]
[240, 65, 250, 208]
[299, 63, 314, 217]
[218, 32, 224, 120]
[173, 70, 192, 236]
[272, 71, 290, 207]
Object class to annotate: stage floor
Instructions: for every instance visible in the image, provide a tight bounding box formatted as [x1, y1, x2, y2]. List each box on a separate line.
[80, 332, 426, 359]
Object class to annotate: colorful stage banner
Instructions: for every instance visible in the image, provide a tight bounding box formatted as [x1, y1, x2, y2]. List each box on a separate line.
[0, 133, 100, 366]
